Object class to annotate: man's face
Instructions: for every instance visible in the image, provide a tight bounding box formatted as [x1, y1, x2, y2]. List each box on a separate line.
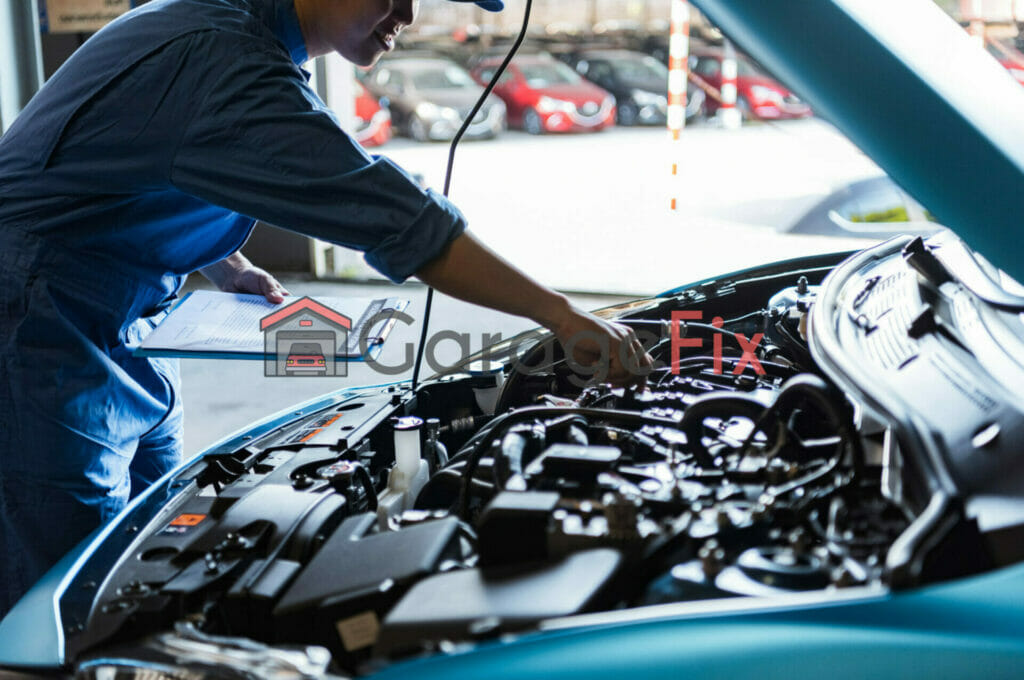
[307, 0, 418, 66]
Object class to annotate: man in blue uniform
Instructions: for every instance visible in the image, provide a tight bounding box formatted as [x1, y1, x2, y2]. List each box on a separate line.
[0, 0, 652, 615]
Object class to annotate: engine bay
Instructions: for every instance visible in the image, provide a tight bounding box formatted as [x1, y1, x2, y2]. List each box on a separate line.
[63, 241, 1019, 679]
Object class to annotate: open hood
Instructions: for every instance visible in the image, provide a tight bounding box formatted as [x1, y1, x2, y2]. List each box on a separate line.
[694, 0, 1024, 283]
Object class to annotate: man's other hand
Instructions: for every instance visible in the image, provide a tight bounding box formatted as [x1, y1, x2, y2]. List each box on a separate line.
[199, 252, 290, 304]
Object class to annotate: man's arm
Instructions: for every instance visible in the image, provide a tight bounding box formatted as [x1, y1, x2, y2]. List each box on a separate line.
[416, 232, 653, 386]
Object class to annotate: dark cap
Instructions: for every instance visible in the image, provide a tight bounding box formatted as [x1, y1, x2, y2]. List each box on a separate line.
[450, 0, 504, 11]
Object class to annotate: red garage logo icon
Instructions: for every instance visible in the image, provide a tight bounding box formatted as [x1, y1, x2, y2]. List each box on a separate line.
[260, 297, 352, 377]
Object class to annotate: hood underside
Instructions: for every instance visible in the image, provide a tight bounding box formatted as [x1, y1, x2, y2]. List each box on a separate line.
[693, 0, 1024, 284]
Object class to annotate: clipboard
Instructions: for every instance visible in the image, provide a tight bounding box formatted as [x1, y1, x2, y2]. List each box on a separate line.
[134, 290, 410, 362]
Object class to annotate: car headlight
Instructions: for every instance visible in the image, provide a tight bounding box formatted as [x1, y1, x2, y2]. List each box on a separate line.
[631, 89, 666, 106]
[415, 102, 440, 119]
[537, 96, 575, 113]
[749, 85, 785, 106]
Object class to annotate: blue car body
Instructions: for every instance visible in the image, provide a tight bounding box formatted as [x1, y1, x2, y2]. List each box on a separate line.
[4, 0, 1024, 677]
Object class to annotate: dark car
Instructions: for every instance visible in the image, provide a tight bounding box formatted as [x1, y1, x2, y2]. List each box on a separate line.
[363, 57, 506, 142]
[4, 1, 1024, 679]
[561, 48, 705, 126]
[788, 175, 941, 239]
[690, 46, 811, 120]
[471, 54, 616, 134]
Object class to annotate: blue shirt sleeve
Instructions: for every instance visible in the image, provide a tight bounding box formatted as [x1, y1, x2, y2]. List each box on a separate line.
[170, 36, 466, 283]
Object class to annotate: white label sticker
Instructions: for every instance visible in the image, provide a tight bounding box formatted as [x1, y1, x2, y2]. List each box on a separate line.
[335, 611, 380, 652]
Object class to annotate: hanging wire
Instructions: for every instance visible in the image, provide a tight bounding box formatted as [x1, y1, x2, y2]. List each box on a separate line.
[411, 0, 535, 390]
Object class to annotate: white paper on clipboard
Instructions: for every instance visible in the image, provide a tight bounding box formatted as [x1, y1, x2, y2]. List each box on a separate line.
[135, 290, 409, 361]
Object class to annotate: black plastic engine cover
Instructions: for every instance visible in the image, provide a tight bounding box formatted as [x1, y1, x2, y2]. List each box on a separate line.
[272, 513, 462, 655]
[377, 548, 622, 656]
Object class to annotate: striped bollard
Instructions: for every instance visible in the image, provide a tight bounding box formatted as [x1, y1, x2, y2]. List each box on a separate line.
[668, 0, 690, 210]
[720, 39, 742, 130]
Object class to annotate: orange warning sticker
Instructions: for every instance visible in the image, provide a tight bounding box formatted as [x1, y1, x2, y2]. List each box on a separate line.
[169, 513, 206, 527]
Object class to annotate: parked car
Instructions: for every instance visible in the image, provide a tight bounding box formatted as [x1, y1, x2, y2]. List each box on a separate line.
[690, 46, 812, 120]
[787, 175, 941, 239]
[364, 57, 506, 142]
[560, 48, 705, 125]
[353, 80, 392, 148]
[471, 54, 616, 134]
[4, 1, 1024, 679]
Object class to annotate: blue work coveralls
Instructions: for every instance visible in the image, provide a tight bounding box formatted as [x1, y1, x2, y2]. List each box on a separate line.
[0, 0, 465, 615]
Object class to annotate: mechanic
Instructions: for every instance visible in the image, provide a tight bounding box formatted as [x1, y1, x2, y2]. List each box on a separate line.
[0, 0, 653, 616]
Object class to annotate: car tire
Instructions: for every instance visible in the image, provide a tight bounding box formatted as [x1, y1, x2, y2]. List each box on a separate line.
[523, 108, 544, 135]
[409, 114, 429, 142]
[617, 102, 638, 126]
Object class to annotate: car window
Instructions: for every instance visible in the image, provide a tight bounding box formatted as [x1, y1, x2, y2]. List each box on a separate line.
[611, 56, 669, 81]
[411, 65, 477, 90]
[587, 61, 614, 82]
[736, 56, 760, 77]
[693, 56, 720, 77]
[477, 66, 515, 85]
[518, 60, 582, 86]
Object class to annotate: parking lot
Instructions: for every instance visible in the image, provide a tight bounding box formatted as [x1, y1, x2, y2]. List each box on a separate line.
[182, 116, 883, 455]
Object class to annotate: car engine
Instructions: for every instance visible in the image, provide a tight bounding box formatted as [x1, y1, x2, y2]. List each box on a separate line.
[63, 243, 1008, 679]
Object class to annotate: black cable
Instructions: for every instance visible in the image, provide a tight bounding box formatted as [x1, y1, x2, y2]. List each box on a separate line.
[411, 0, 534, 391]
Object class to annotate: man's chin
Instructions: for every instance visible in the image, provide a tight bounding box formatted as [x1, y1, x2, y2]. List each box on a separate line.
[334, 44, 380, 68]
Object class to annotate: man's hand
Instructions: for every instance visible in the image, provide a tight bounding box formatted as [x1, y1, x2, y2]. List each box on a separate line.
[551, 305, 653, 387]
[199, 252, 289, 304]
[415, 232, 652, 388]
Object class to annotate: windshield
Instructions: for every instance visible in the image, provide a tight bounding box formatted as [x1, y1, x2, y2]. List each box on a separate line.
[519, 60, 582, 86]
[611, 55, 669, 81]
[410, 65, 477, 90]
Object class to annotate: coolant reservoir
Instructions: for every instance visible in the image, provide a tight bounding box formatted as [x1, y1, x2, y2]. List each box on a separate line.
[378, 417, 428, 528]
[393, 416, 423, 481]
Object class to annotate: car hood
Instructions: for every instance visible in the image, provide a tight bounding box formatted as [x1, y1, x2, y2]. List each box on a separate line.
[738, 74, 789, 93]
[694, 0, 1024, 283]
[629, 78, 668, 94]
[411, 87, 492, 109]
[532, 82, 609, 103]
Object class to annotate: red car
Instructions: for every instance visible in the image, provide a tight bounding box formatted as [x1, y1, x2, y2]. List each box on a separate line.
[354, 80, 391, 148]
[689, 47, 812, 120]
[471, 54, 615, 134]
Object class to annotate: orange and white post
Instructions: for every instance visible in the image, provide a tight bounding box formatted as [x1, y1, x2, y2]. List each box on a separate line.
[719, 39, 742, 129]
[667, 0, 690, 210]
[962, 0, 986, 48]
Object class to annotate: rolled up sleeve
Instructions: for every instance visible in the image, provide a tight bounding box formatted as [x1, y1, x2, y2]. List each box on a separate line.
[169, 37, 465, 282]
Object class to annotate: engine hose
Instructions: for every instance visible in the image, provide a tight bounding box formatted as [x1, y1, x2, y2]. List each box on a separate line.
[354, 463, 378, 512]
[678, 391, 780, 466]
[741, 374, 864, 475]
[457, 406, 682, 520]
